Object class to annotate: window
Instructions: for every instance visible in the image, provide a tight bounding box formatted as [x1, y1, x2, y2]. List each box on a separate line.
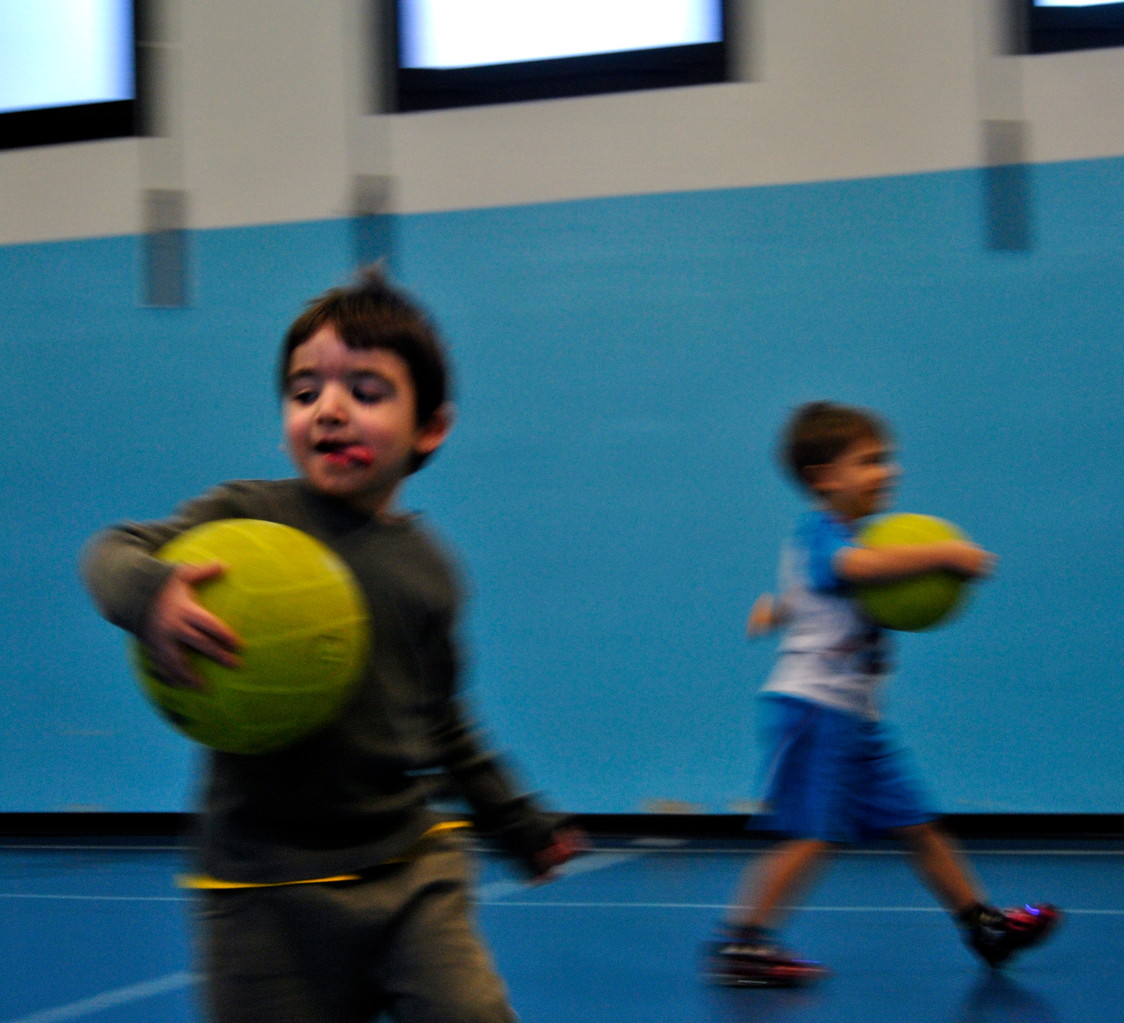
[1023, 0, 1124, 54]
[0, 0, 139, 150]
[387, 0, 730, 112]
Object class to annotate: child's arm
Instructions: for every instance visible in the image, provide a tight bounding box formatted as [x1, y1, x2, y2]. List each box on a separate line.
[140, 564, 243, 689]
[836, 539, 995, 584]
[746, 593, 788, 636]
[528, 826, 588, 883]
[81, 485, 253, 687]
[433, 698, 584, 881]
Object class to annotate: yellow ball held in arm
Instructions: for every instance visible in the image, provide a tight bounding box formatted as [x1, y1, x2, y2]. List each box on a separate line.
[130, 519, 369, 754]
[855, 513, 970, 631]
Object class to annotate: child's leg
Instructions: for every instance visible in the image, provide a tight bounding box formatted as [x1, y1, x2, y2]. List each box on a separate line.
[380, 838, 517, 1023]
[705, 698, 841, 985]
[198, 887, 330, 1023]
[727, 838, 831, 929]
[896, 821, 982, 915]
[896, 821, 1062, 967]
[705, 839, 832, 987]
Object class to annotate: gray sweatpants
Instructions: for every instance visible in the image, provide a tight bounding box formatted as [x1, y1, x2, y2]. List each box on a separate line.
[196, 836, 517, 1023]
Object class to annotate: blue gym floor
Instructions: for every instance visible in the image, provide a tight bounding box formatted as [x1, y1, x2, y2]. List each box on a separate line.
[1, 835, 1118, 1023]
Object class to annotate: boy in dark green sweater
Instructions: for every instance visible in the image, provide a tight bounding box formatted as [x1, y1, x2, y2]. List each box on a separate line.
[83, 267, 580, 1022]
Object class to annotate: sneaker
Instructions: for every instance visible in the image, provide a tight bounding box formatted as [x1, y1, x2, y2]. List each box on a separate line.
[967, 904, 1062, 968]
[702, 930, 828, 988]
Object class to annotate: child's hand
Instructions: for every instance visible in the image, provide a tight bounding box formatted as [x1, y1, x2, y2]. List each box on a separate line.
[529, 827, 587, 884]
[842, 539, 997, 584]
[747, 594, 784, 636]
[940, 541, 996, 579]
[140, 563, 243, 689]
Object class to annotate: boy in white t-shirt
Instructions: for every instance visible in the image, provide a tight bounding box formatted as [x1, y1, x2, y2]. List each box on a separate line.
[705, 401, 1060, 987]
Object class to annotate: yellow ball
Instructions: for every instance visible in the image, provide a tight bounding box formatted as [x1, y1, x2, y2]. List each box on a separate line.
[130, 519, 368, 754]
[856, 513, 970, 631]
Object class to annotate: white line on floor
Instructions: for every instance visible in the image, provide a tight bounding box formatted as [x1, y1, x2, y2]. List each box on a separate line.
[1, 971, 195, 1023]
[481, 900, 1122, 915]
[0, 893, 186, 902]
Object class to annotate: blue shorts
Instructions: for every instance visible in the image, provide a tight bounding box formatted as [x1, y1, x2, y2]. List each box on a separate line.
[755, 695, 936, 843]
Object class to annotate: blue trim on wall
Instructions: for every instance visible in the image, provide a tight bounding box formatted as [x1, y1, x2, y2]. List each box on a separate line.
[2, 159, 1121, 813]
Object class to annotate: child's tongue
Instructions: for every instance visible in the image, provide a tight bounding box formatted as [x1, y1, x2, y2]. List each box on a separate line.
[324, 444, 373, 467]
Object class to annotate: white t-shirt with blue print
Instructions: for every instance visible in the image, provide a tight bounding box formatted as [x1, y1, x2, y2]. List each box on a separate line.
[760, 509, 890, 720]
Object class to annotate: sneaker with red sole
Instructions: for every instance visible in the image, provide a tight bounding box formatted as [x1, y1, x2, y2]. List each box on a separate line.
[702, 930, 828, 988]
[967, 903, 1062, 968]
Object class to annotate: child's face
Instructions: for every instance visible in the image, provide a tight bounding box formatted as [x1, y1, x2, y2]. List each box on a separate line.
[814, 435, 898, 521]
[283, 325, 450, 515]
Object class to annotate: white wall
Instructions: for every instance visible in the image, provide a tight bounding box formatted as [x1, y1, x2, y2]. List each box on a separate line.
[2, 0, 1123, 245]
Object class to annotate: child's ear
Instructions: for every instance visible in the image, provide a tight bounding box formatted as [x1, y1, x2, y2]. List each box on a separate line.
[803, 463, 836, 493]
[415, 402, 454, 456]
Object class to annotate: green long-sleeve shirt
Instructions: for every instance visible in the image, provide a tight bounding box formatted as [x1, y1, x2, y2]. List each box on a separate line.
[81, 478, 555, 883]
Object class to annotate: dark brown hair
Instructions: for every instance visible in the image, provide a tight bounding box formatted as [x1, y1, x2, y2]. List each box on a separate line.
[780, 401, 890, 491]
